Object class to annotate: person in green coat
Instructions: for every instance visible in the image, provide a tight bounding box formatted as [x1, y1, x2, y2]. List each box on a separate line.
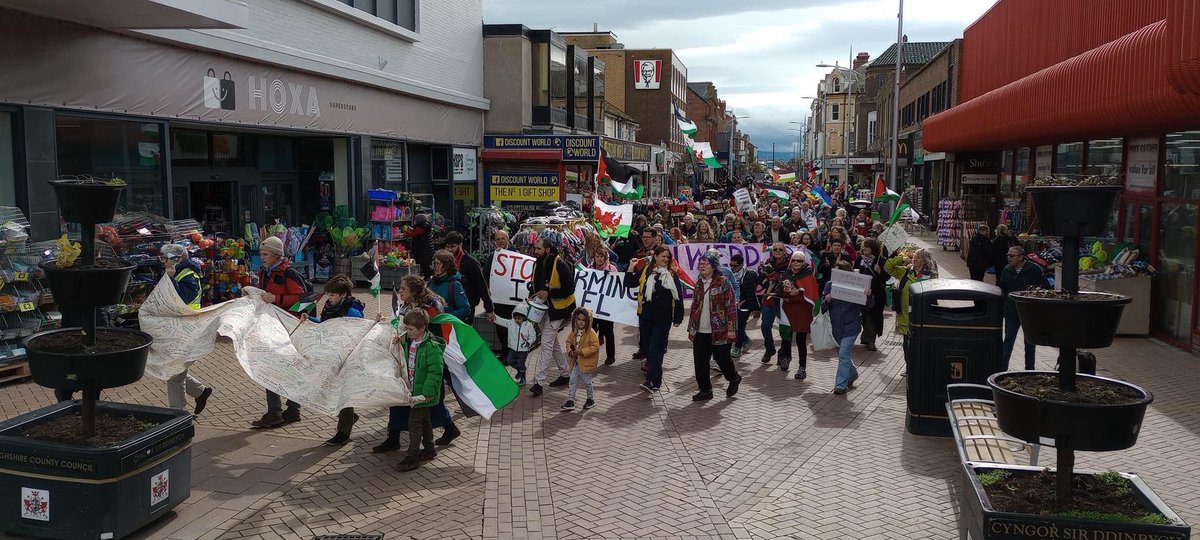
[395, 309, 446, 473]
[883, 248, 937, 355]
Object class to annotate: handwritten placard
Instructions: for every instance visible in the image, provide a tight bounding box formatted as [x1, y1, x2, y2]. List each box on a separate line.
[831, 268, 872, 306]
[879, 224, 910, 254]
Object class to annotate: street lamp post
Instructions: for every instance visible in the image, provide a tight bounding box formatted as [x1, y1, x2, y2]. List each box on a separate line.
[892, 0, 905, 192]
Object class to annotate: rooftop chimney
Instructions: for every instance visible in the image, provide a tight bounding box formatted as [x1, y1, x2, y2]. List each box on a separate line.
[853, 52, 870, 69]
[593, 22, 598, 32]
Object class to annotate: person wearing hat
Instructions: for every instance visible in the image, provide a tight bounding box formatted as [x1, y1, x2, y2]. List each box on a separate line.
[247, 235, 309, 428]
[161, 244, 214, 414]
[688, 251, 743, 401]
[404, 213, 435, 277]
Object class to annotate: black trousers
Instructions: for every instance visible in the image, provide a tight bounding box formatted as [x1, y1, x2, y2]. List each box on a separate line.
[692, 332, 739, 393]
[593, 319, 615, 361]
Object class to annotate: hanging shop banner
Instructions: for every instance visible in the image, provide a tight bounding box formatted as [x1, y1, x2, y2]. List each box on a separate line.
[0, 14, 482, 146]
[1126, 137, 1159, 191]
[601, 138, 653, 163]
[452, 148, 479, 182]
[486, 171, 561, 204]
[483, 135, 600, 162]
[488, 250, 639, 326]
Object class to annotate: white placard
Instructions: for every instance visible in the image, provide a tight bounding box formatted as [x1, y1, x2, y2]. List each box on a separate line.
[733, 188, 754, 212]
[831, 269, 872, 306]
[831, 284, 869, 305]
[1126, 136, 1159, 190]
[878, 224, 910, 254]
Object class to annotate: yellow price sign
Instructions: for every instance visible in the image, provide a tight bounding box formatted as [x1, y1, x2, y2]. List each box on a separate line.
[13, 272, 28, 281]
[19, 302, 35, 312]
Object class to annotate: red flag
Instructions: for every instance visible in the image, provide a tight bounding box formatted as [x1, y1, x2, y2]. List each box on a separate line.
[874, 174, 887, 200]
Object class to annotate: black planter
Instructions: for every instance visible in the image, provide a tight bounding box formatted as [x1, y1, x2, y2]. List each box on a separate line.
[39, 260, 136, 310]
[1010, 291, 1130, 349]
[988, 371, 1153, 452]
[960, 463, 1190, 540]
[24, 328, 152, 391]
[1029, 185, 1122, 237]
[49, 180, 125, 224]
[0, 400, 193, 539]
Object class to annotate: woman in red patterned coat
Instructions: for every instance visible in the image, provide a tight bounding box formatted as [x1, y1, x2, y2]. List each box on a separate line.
[687, 251, 743, 401]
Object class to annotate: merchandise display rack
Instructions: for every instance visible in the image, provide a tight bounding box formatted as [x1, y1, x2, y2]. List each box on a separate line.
[937, 198, 963, 251]
[0, 207, 55, 381]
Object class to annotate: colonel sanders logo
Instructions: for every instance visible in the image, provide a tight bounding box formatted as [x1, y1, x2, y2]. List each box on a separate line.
[634, 60, 661, 90]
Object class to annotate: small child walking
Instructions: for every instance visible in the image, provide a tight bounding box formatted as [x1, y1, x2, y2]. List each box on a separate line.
[492, 305, 538, 385]
[314, 275, 369, 446]
[396, 309, 446, 472]
[562, 308, 599, 411]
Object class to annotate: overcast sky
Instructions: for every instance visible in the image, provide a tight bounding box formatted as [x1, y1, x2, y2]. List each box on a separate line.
[483, 0, 997, 158]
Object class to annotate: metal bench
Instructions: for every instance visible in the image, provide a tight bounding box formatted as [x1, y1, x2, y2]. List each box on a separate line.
[945, 383, 1040, 466]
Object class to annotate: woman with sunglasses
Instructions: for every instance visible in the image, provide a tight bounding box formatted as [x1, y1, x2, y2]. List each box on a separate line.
[778, 250, 820, 380]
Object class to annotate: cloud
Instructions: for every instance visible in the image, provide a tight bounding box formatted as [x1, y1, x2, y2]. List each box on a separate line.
[483, 0, 997, 157]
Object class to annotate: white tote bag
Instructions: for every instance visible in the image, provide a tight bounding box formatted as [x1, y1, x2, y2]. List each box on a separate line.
[809, 304, 838, 351]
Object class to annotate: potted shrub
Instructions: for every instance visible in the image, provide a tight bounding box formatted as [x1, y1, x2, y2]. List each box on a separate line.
[956, 175, 1192, 539]
[0, 179, 192, 540]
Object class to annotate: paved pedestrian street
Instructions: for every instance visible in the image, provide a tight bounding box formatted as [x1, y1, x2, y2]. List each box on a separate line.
[1, 233, 1197, 539]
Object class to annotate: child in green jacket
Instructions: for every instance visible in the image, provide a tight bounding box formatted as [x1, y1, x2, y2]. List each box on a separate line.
[396, 309, 446, 472]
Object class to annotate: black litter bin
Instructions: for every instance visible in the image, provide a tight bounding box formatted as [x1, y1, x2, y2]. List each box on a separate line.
[905, 279, 1004, 436]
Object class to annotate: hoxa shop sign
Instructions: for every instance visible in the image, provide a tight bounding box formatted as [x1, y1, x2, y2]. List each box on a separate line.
[484, 135, 652, 164]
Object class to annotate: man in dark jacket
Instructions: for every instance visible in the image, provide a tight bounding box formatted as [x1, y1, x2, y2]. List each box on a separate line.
[967, 224, 992, 281]
[730, 253, 760, 358]
[528, 238, 575, 396]
[999, 245, 1050, 370]
[405, 213, 435, 277]
[817, 238, 854, 291]
[444, 231, 493, 319]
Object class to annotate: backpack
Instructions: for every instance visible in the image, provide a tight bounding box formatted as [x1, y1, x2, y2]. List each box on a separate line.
[285, 267, 314, 293]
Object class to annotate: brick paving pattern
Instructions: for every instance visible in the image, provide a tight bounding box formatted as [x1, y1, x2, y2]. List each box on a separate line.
[0, 231, 1196, 539]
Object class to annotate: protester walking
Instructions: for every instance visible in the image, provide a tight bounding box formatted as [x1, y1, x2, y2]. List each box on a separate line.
[854, 238, 887, 351]
[823, 261, 870, 394]
[757, 242, 792, 364]
[625, 245, 685, 393]
[529, 237, 576, 396]
[249, 236, 308, 429]
[730, 253, 760, 358]
[444, 231, 493, 319]
[778, 250, 820, 380]
[312, 275, 369, 446]
[491, 304, 537, 385]
[160, 244, 214, 414]
[394, 309, 446, 472]
[562, 308, 600, 411]
[991, 224, 1019, 286]
[429, 250, 471, 320]
[999, 245, 1049, 370]
[967, 224, 992, 281]
[688, 252, 742, 401]
[884, 248, 938, 356]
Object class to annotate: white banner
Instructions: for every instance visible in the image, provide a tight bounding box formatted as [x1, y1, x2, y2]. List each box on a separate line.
[734, 188, 754, 212]
[879, 224, 910, 254]
[140, 278, 411, 417]
[488, 250, 640, 326]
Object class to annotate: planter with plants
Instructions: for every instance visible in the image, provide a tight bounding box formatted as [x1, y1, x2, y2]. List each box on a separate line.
[956, 175, 1191, 539]
[0, 178, 192, 540]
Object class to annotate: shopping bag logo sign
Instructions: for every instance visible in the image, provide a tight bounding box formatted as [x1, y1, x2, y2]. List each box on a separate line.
[202, 68, 236, 111]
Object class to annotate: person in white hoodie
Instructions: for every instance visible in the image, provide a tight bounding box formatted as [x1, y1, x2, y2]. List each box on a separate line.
[491, 304, 539, 385]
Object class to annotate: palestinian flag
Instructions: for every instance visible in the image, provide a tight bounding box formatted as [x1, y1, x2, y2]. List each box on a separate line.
[873, 175, 900, 203]
[772, 171, 797, 184]
[592, 200, 633, 239]
[598, 148, 644, 200]
[765, 188, 791, 203]
[674, 103, 698, 137]
[889, 193, 911, 226]
[368, 250, 382, 298]
[433, 314, 519, 420]
[289, 292, 323, 313]
[691, 142, 722, 168]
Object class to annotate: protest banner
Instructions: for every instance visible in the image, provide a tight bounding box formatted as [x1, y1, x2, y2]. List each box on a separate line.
[488, 250, 639, 326]
[669, 204, 688, 218]
[703, 202, 725, 216]
[733, 188, 754, 213]
[831, 268, 872, 306]
[879, 224, 910, 254]
[669, 243, 768, 275]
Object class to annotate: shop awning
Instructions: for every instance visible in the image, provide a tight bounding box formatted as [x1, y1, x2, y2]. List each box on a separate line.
[925, 12, 1200, 152]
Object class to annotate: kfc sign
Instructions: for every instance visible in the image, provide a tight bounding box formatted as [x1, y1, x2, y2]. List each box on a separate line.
[634, 60, 662, 90]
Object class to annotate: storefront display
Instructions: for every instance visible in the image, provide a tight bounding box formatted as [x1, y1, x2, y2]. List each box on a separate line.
[0, 208, 52, 375]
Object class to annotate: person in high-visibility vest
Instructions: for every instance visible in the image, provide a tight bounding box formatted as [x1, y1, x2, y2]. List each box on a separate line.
[161, 244, 215, 414]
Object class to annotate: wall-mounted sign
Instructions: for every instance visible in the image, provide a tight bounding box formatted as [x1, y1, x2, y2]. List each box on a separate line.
[634, 59, 662, 90]
[486, 171, 561, 204]
[961, 174, 997, 185]
[452, 148, 478, 182]
[483, 135, 599, 162]
[1126, 136, 1159, 190]
[601, 138, 652, 162]
[453, 184, 476, 202]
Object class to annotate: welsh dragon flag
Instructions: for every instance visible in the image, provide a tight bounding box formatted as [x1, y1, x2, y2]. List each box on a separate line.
[691, 142, 721, 168]
[433, 314, 519, 420]
[593, 200, 633, 238]
[874, 174, 900, 203]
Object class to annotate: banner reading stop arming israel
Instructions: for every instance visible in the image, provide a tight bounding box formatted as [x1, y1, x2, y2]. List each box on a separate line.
[489, 250, 640, 326]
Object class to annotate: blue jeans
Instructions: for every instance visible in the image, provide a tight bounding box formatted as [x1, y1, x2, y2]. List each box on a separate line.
[1003, 311, 1037, 370]
[759, 303, 779, 352]
[640, 318, 672, 388]
[736, 309, 751, 348]
[835, 335, 859, 390]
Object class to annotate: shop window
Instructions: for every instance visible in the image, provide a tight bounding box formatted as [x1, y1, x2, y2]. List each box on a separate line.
[431, 147, 449, 180]
[549, 45, 567, 111]
[532, 42, 549, 107]
[1085, 138, 1123, 177]
[258, 136, 295, 172]
[1000, 149, 1013, 193]
[1163, 131, 1200, 199]
[171, 130, 209, 167]
[371, 140, 405, 188]
[0, 112, 15, 207]
[1053, 142, 1083, 179]
[55, 115, 164, 214]
[1014, 148, 1031, 188]
[1153, 202, 1196, 343]
[829, 104, 839, 121]
[213, 133, 255, 167]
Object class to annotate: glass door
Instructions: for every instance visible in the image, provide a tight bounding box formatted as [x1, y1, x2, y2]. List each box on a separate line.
[1152, 203, 1196, 345]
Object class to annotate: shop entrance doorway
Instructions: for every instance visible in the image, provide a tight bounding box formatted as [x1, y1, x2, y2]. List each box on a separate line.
[190, 181, 236, 235]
